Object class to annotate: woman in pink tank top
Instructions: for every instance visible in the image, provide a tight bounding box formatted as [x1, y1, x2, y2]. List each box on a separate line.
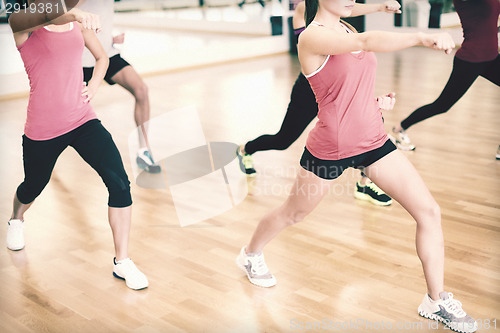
[6, 1, 148, 290]
[237, 1, 477, 332]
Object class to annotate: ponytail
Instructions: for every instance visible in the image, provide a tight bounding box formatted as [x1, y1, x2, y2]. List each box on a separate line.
[304, 0, 318, 27]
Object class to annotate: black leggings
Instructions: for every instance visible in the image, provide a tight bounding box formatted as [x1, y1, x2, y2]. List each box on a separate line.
[244, 73, 318, 155]
[401, 55, 500, 130]
[17, 119, 132, 208]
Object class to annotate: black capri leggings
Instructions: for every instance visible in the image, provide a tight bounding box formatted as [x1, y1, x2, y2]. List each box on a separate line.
[17, 119, 132, 208]
[401, 55, 500, 130]
[244, 72, 318, 155]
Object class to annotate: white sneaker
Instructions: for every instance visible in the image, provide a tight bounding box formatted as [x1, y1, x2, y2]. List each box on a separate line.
[418, 292, 477, 333]
[236, 246, 276, 287]
[113, 257, 149, 290]
[392, 127, 416, 151]
[7, 219, 25, 251]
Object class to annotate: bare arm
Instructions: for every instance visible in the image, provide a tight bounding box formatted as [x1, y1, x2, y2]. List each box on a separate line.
[300, 26, 454, 55]
[10, 5, 101, 47]
[8, 0, 84, 33]
[349, 0, 401, 17]
[81, 24, 109, 103]
[298, 27, 454, 75]
[293, 1, 306, 29]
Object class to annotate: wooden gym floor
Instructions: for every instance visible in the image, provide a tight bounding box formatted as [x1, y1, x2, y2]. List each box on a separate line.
[0, 46, 499, 332]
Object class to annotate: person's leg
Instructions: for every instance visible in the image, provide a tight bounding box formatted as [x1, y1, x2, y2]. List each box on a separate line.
[70, 120, 147, 289]
[359, 172, 368, 185]
[392, 57, 482, 151]
[109, 62, 160, 173]
[8, 134, 69, 250]
[108, 206, 131, 261]
[85, 57, 159, 173]
[479, 54, 500, 86]
[237, 167, 331, 287]
[478, 55, 500, 160]
[69, 121, 132, 259]
[15, 135, 69, 211]
[364, 149, 443, 298]
[110, 65, 150, 148]
[244, 73, 318, 155]
[70, 121, 132, 255]
[11, 196, 33, 221]
[366, 150, 477, 331]
[397, 57, 481, 132]
[246, 167, 331, 253]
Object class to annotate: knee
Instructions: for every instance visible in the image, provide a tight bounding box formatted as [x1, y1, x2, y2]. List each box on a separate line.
[16, 179, 48, 204]
[430, 99, 453, 115]
[417, 201, 441, 227]
[283, 209, 309, 226]
[100, 164, 132, 207]
[272, 134, 293, 151]
[428, 202, 441, 221]
[274, 141, 292, 151]
[133, 82, 149, 103]
[106, 175, 132, 208]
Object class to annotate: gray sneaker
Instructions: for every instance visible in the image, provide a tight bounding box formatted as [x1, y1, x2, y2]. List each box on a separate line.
[418, 291, 477, 333]
[392, 127, 416, 151]
[236, 246, 276, 287]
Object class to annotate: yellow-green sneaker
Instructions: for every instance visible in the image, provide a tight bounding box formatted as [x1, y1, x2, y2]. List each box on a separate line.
[354, 181, 392, 206]
[236, 147, 256, 176]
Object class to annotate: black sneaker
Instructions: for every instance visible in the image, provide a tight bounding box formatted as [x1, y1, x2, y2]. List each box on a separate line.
[354, 181, 392, 206]
[236, 147, 256, 176]
[136, 149, 161, 174]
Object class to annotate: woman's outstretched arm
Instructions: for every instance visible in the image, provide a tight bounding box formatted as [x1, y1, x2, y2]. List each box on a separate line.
[349, 0, 401, 17]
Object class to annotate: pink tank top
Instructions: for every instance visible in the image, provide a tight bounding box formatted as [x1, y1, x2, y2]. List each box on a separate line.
[18, 23, 97, 140]
[305, 35, 387, 160]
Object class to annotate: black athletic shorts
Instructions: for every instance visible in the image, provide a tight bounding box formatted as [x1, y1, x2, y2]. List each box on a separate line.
[300, 138, 397, 180]
[83, 54, 130, 85]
